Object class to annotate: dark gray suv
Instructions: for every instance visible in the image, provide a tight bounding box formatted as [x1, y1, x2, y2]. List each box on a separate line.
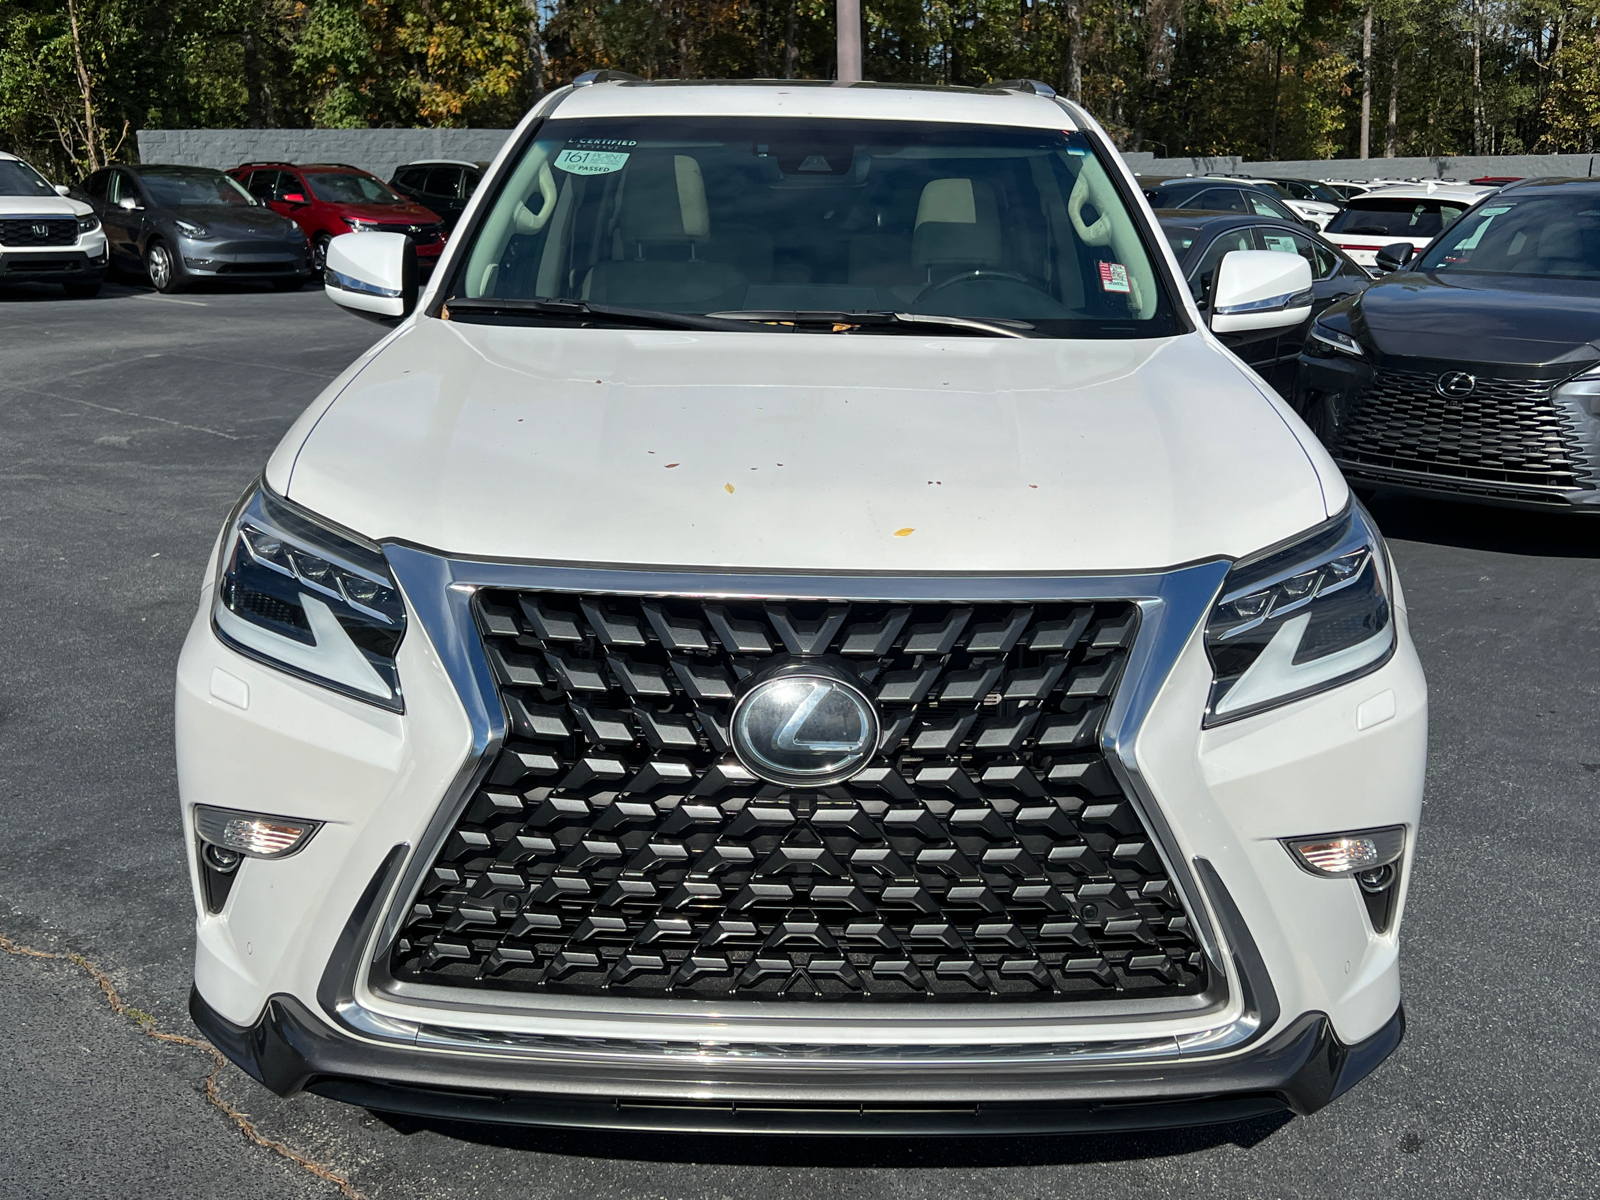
[77, 165, 313, 293]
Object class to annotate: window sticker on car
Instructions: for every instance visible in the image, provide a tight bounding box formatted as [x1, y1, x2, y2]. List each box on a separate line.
[1099, 261, 1131, 293]
[1261, 233, 1297, 253]
[555, 150, 630, 175]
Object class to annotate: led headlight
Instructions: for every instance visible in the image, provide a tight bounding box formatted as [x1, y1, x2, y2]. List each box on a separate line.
[1308, 317, 1363, 357]
[213, 484, 406, 710]
[347, 217, 378, 232]
[1204, 503, 1394, 724]
[175, 219, 211, 238]
[76, 213, 100, 235]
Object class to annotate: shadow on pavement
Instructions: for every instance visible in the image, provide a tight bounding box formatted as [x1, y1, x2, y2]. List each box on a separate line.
[1364, 489, 1600, 558]
[369, 1109, 1293, 1166]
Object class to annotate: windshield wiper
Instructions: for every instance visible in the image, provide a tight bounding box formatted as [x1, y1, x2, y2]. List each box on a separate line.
[705, 310, 1039, 338]
[442, 297, 757, 333]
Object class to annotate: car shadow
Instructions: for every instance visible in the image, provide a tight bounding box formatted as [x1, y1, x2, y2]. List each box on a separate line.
[1364, 489, 1600, 559]
[367, 1109, 1293, 1166]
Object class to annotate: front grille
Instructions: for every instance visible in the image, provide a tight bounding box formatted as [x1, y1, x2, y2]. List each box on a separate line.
[1331, 367, 1593, 499]
[390, 592, 1208, 1003]
[0, 218, 77, 247]
[372, 223, 441, 244]
[215, 261, 297, 274]
[4, 258, 78, 274]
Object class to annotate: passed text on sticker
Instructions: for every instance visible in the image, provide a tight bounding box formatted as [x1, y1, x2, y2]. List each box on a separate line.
[556, 149, 630, 175]
[1099, 261, 1131, 293]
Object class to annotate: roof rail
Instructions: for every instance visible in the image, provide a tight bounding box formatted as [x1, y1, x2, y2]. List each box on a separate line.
[990, 79, 1057, 97]
[235, 161, 294, 169]
[572, 69, 644, 88]
[304, 163, 365, 172]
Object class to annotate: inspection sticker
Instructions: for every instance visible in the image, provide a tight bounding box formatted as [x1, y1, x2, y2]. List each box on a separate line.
[555, 149, 630, 175]
[1099, 261, 1131, 293]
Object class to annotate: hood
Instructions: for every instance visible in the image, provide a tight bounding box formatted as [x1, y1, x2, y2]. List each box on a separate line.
[1356, 271, 1600, 366]
[279, 320, 1330, 574]
[170, 205, 297, 235]
[0, 193, 88, 218]
[340, 202, 441, 224]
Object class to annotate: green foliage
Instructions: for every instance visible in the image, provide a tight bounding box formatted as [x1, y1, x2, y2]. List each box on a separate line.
[0, 0, 1595, 179]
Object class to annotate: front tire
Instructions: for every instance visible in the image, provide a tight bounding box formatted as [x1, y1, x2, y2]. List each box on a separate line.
[146, 240, 183, 293]
[310, 232, 332, 274]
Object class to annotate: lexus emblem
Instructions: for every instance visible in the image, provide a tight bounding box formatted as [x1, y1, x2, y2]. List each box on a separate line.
[32, 222, 47, 238]
[730, 665, 879, 788]
[1436, 371, 1477, 398]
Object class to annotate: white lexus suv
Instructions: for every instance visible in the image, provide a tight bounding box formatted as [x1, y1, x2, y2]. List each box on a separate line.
[177, 75, 1427, 1134]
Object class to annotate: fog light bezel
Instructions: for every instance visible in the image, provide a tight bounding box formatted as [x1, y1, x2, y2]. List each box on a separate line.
[1283, 825, 1406, 879]
[193, 804, 321, 860]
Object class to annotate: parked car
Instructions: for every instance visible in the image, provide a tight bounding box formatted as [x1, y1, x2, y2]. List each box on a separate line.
[77, 164, 311, 293]
[0, 150, 106, 296]
[1139, 176, 1316, 228]
[229, 162, 446, 274]
[1158, 211, 1371, 396]
[180, 76, 1425, 1135]
[1296, 177, 1600, 512]
[1320, 182, 1493, 269]
[388, 159, 486, 231]
[1320, 181, 1376, 201]
[1225, 177, 1343, 230]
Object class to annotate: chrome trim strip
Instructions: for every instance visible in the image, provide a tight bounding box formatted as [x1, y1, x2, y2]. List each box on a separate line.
[347, 551, 1260, 1066]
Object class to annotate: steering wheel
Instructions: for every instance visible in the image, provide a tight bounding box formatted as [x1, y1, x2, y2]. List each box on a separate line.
[911, 268, 1049, 307]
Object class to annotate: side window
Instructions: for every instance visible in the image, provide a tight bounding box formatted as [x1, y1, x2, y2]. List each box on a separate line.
[1191, 189, 1250, 214]
[1258, 226, 1338, 279]
[276, 173, 307, 202]
[424, 166, 461, 198]
[84, 171, 109, 200]
[394, 166, 425, 191]
[106, 172, 130, 204]
[244, 170, 279, 201]
[1189, 228, 1258, 303]
[463, 168, 482, 196]
[1246, 191, 1287, 218]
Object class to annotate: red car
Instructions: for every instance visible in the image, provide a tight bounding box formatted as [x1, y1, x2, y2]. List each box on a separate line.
[228, 162, 446, 274]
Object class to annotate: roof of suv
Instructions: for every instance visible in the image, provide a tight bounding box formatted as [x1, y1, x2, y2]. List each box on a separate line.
[550, 78, 1078, 130]
[1349, 182, 1494, 202]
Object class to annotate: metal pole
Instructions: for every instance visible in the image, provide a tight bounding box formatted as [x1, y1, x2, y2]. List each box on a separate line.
[837, 0, 862, 82]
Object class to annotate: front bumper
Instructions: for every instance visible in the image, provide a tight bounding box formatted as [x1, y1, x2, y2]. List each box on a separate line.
[1, 244, 107, 282]
[190, 981, 1403, 1132]
[177, 544, 1427, 1129]
[181, 242, 310, 279]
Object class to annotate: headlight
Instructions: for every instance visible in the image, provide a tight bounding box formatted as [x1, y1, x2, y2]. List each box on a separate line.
[1308, 317, 1363, 357]
[347, 218, 378, 232]
[175, 219, 211, 238]
[76, 213, 100, 234]
[1204, 504, 1394, 724]
[213, 484, 406, 710]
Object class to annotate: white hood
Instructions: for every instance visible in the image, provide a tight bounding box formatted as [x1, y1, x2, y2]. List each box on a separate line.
[0, 193, 90, 218]
[278, 318, 1333, 573]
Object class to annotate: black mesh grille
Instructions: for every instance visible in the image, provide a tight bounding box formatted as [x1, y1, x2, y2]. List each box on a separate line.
[0, 218, 77, 247]
[371, 223, 441, 244]
[1331, 368, 1593, 499]
[389, 593, 1207, 1003]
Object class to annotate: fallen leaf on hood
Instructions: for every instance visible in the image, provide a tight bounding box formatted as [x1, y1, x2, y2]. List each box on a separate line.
[725, 483, 736, 493]
[893, 527, 914, 537]
[665, 463, 679, 468]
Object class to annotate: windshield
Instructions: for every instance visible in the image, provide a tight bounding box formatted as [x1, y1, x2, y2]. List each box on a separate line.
[450, 118, 1179, 337]
[0, 159, 54, 197]
[142, 170, 256, 208]
[1326, 196, 1465, 238]
[307, 172, 404, 205]
[1415, 192, 1600, 278]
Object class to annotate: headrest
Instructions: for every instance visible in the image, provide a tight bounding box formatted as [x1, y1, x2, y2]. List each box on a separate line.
[1537, 219, 1583, 261]
[912, 177, 1002, 268]
[621, 154, 709, 245]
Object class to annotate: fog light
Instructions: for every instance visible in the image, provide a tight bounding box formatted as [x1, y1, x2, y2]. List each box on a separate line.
[202, 843, 242, 873]
[1284, 826, 1404, 878]
[194, 805, 319, 859]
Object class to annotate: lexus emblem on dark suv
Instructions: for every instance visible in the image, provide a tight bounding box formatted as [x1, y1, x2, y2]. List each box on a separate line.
[730, 665, 880, 787]
[1435, 371, 1477, 398]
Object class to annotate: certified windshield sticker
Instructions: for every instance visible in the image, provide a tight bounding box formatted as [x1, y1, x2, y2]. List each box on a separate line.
[1099, 261, 1131, 293]
[556, 149, 630, 175]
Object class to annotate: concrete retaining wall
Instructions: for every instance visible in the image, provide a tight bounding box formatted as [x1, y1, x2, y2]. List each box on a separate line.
[136, 128, 516, 181]
[139, 128, 1599, 186]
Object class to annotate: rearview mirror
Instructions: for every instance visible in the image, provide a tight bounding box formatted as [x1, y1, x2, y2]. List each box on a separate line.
[1209, 250, 1313, 334]
[1374, 242, 1415, 273]
[324, 232, 417, 324]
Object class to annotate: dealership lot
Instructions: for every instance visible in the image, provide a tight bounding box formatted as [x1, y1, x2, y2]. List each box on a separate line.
[1, 279, 1597, 1199]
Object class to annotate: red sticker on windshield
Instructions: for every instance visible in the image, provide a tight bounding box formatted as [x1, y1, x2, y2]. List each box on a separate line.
[1099, 262, 1131, 293]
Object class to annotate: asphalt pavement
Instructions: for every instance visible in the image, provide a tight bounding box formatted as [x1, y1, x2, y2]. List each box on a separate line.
[2, 275, 1597, 1199]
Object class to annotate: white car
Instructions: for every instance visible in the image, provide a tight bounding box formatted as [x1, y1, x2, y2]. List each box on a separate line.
[177, 75, 1426, 1135]
[0, 151, 107, 295]
[1322, 182, 1494, 268]
[1231, 177, 1342, 230]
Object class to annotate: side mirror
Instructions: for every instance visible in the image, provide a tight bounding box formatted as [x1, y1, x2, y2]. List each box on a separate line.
[118, 196, 142, 211]
[1374, 242, 1415, 273]
[1209, 250, 1313, 334]
[54, 184, 70, 197]
[281, 192, 307, 205]
[324, 232, 417, 324]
